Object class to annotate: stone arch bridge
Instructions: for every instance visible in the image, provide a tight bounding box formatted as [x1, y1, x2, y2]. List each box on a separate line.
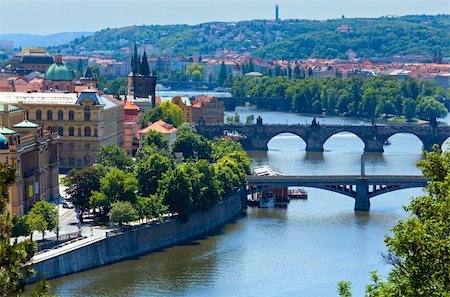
[197, 123, 450, 152]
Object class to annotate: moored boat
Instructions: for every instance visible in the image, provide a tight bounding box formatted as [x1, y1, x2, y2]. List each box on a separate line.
[259, 192, 276, 208]
[288, 188, 308, 199]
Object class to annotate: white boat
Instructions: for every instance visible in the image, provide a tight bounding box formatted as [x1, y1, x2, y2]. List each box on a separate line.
[156, 84, 171, 91]
[252, 165, 282, 176]
[214, 87, 230, 92]
[259, 192, 276, 208]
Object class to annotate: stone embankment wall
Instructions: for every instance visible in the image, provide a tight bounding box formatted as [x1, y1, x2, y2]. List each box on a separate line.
[30, 191, 245, 282]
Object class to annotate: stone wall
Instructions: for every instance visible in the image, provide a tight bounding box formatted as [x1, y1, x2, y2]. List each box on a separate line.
[30, 191, 245, 282]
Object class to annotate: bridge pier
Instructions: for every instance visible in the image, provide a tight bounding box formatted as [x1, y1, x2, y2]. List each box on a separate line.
[354, 179, 370, 211]
[364, 139, 384, 153]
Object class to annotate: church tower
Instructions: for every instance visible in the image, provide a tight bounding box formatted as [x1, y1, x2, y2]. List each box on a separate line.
[128, 43, 157, 107]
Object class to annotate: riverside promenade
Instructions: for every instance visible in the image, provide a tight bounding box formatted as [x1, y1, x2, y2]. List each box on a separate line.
[28, 191, 245, 282]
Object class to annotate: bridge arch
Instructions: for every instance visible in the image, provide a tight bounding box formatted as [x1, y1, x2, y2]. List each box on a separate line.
[382, 132, 426, 153]
[267, 132, 307, 151]
[322, 130, 366, 153]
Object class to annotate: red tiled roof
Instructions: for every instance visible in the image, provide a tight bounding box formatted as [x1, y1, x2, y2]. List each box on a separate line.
[137, 119, 177, 135]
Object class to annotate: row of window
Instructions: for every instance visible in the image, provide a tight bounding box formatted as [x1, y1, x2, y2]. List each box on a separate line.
[58, 143, 93, 151]
[60, 155, 91, 166]
[35, 106, 91, 121]
[57, 126, 97, 137]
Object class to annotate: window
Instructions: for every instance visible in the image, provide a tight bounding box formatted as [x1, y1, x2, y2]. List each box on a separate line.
[85, 143, 91, 151]
[36, 110, 42, 120]
[59, 157, 64, 165]
[77, 159, 82, 166]
[78, 128, 81, 137]
[47, 110, 53, 120]
[69, 127, 74, 136]
[57, 126, 64, 136]
[94, 129, 98, 137]
[84, 155, 91, 165]
[84, 105, 91, 121]
[69, 143, 74, 150]
[69, 110, 75, 121]
[84, 126, 91, 137]
[58, 110, 64, 121]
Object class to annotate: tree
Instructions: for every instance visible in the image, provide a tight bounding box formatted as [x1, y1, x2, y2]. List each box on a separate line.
[136, 154, 172, 197]
[185, 63, 205, 81]
[27, 213, 48, 240]
[402, 98, 416, 120]
[11, 214, 30, 238]
[0, 165, 35, 295]
[109, 201, 138, 227]
[141, 130, 169, 152]
[98, 167, 138, 205]
[141, 101, 183, 128]
[28, 201, 58, 234]
[172, 129, 212, 161]
[97, 144, 134, 173]
[415, 96, 448, 121]
[136, 195, 167, 222]
[158, 167, 193, 222]
[212, 138, 244, 161]
[63, 166, 101, 222]
[340, 146, 450, 296]
[218, 61, 227, 87]
[246, 114, 255, 125]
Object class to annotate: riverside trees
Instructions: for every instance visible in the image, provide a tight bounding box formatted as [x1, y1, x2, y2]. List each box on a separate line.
[64, 131, 250, 225]
[338, 146, 450, 296]
[231, 76, 447, 121]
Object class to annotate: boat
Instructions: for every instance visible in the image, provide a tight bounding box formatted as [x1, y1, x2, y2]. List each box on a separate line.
[155, 84, 171, 91]
[288, 188, 308, 199]
[214, 87, 231, 92]
[258, 192, 276, 208]
[252, 165, 282, 176]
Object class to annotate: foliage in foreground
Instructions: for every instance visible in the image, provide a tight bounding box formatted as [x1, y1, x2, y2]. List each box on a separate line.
[338, 146, 450, 297]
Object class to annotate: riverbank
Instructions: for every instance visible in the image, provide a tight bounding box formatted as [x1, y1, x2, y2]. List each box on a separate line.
[29, 190, 245, 283]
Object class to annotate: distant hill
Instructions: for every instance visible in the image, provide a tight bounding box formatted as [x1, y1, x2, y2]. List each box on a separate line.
[0, 32, 94, 48]
[61, 15, 449, 60]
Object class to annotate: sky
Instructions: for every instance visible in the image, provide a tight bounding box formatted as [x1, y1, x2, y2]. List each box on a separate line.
[0, 0, 448, 35]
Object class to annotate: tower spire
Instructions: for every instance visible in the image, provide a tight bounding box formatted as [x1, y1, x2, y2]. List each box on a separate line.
[140, 50, 150, 76]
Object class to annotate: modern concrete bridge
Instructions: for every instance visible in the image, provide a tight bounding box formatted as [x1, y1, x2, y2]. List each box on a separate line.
[246, 175, 428, 211]
[197, 121, 450, 152]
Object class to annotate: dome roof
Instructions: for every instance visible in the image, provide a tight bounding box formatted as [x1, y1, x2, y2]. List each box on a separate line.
[44, 62, 73, 81]
[0, 133, 8, 144]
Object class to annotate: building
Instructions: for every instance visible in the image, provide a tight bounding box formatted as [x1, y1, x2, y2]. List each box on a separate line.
[193, 96, 224, 124]
[0, 105, 59, 216]
[10, 48, 54, 74]
[128, 44, 157, 107]
[43, 56, 75, 92]
[172, 96, 200, 123]
[137, 120, 177, 147]
[0, 89, 124, 173]
[123, 98, 141, 155]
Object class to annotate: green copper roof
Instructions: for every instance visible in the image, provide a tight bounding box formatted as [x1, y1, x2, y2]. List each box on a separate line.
[13, 120, 39, 128]
[44, 62, 74, 81]
[0, 133, 7, 144]
[0, 126, 15, 134]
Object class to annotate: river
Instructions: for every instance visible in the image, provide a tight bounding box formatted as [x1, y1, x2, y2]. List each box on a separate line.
[47, 108, 450, 297]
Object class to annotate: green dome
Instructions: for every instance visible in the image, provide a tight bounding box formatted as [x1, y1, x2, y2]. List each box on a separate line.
[0, 133, 7, 144]
[44, 62, 73, 81]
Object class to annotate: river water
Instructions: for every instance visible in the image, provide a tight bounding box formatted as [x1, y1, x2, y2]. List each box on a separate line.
[48, 108, 450, 297]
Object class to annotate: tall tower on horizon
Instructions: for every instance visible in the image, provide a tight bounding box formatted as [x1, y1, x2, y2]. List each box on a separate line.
[275, 4, 279, 21]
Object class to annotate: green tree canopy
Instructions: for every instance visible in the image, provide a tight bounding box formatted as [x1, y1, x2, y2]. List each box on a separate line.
[97, 144, 134, 173]
[28, 201, 58, 233]
[98, 167, 138, 205]
[172, 129, 212, 161]
[141, 101, 183, 128]
[63, 166, 101, 221]
[136, 154, 172, 197]
[109, 201, 138, 226]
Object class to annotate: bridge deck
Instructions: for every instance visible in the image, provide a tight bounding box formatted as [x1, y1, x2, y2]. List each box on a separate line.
[247, 175, 428, 184]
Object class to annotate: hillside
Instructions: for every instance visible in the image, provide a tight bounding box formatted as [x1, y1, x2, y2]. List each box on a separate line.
[61, 15, 449, 59]
[0, 32, 94, 48]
